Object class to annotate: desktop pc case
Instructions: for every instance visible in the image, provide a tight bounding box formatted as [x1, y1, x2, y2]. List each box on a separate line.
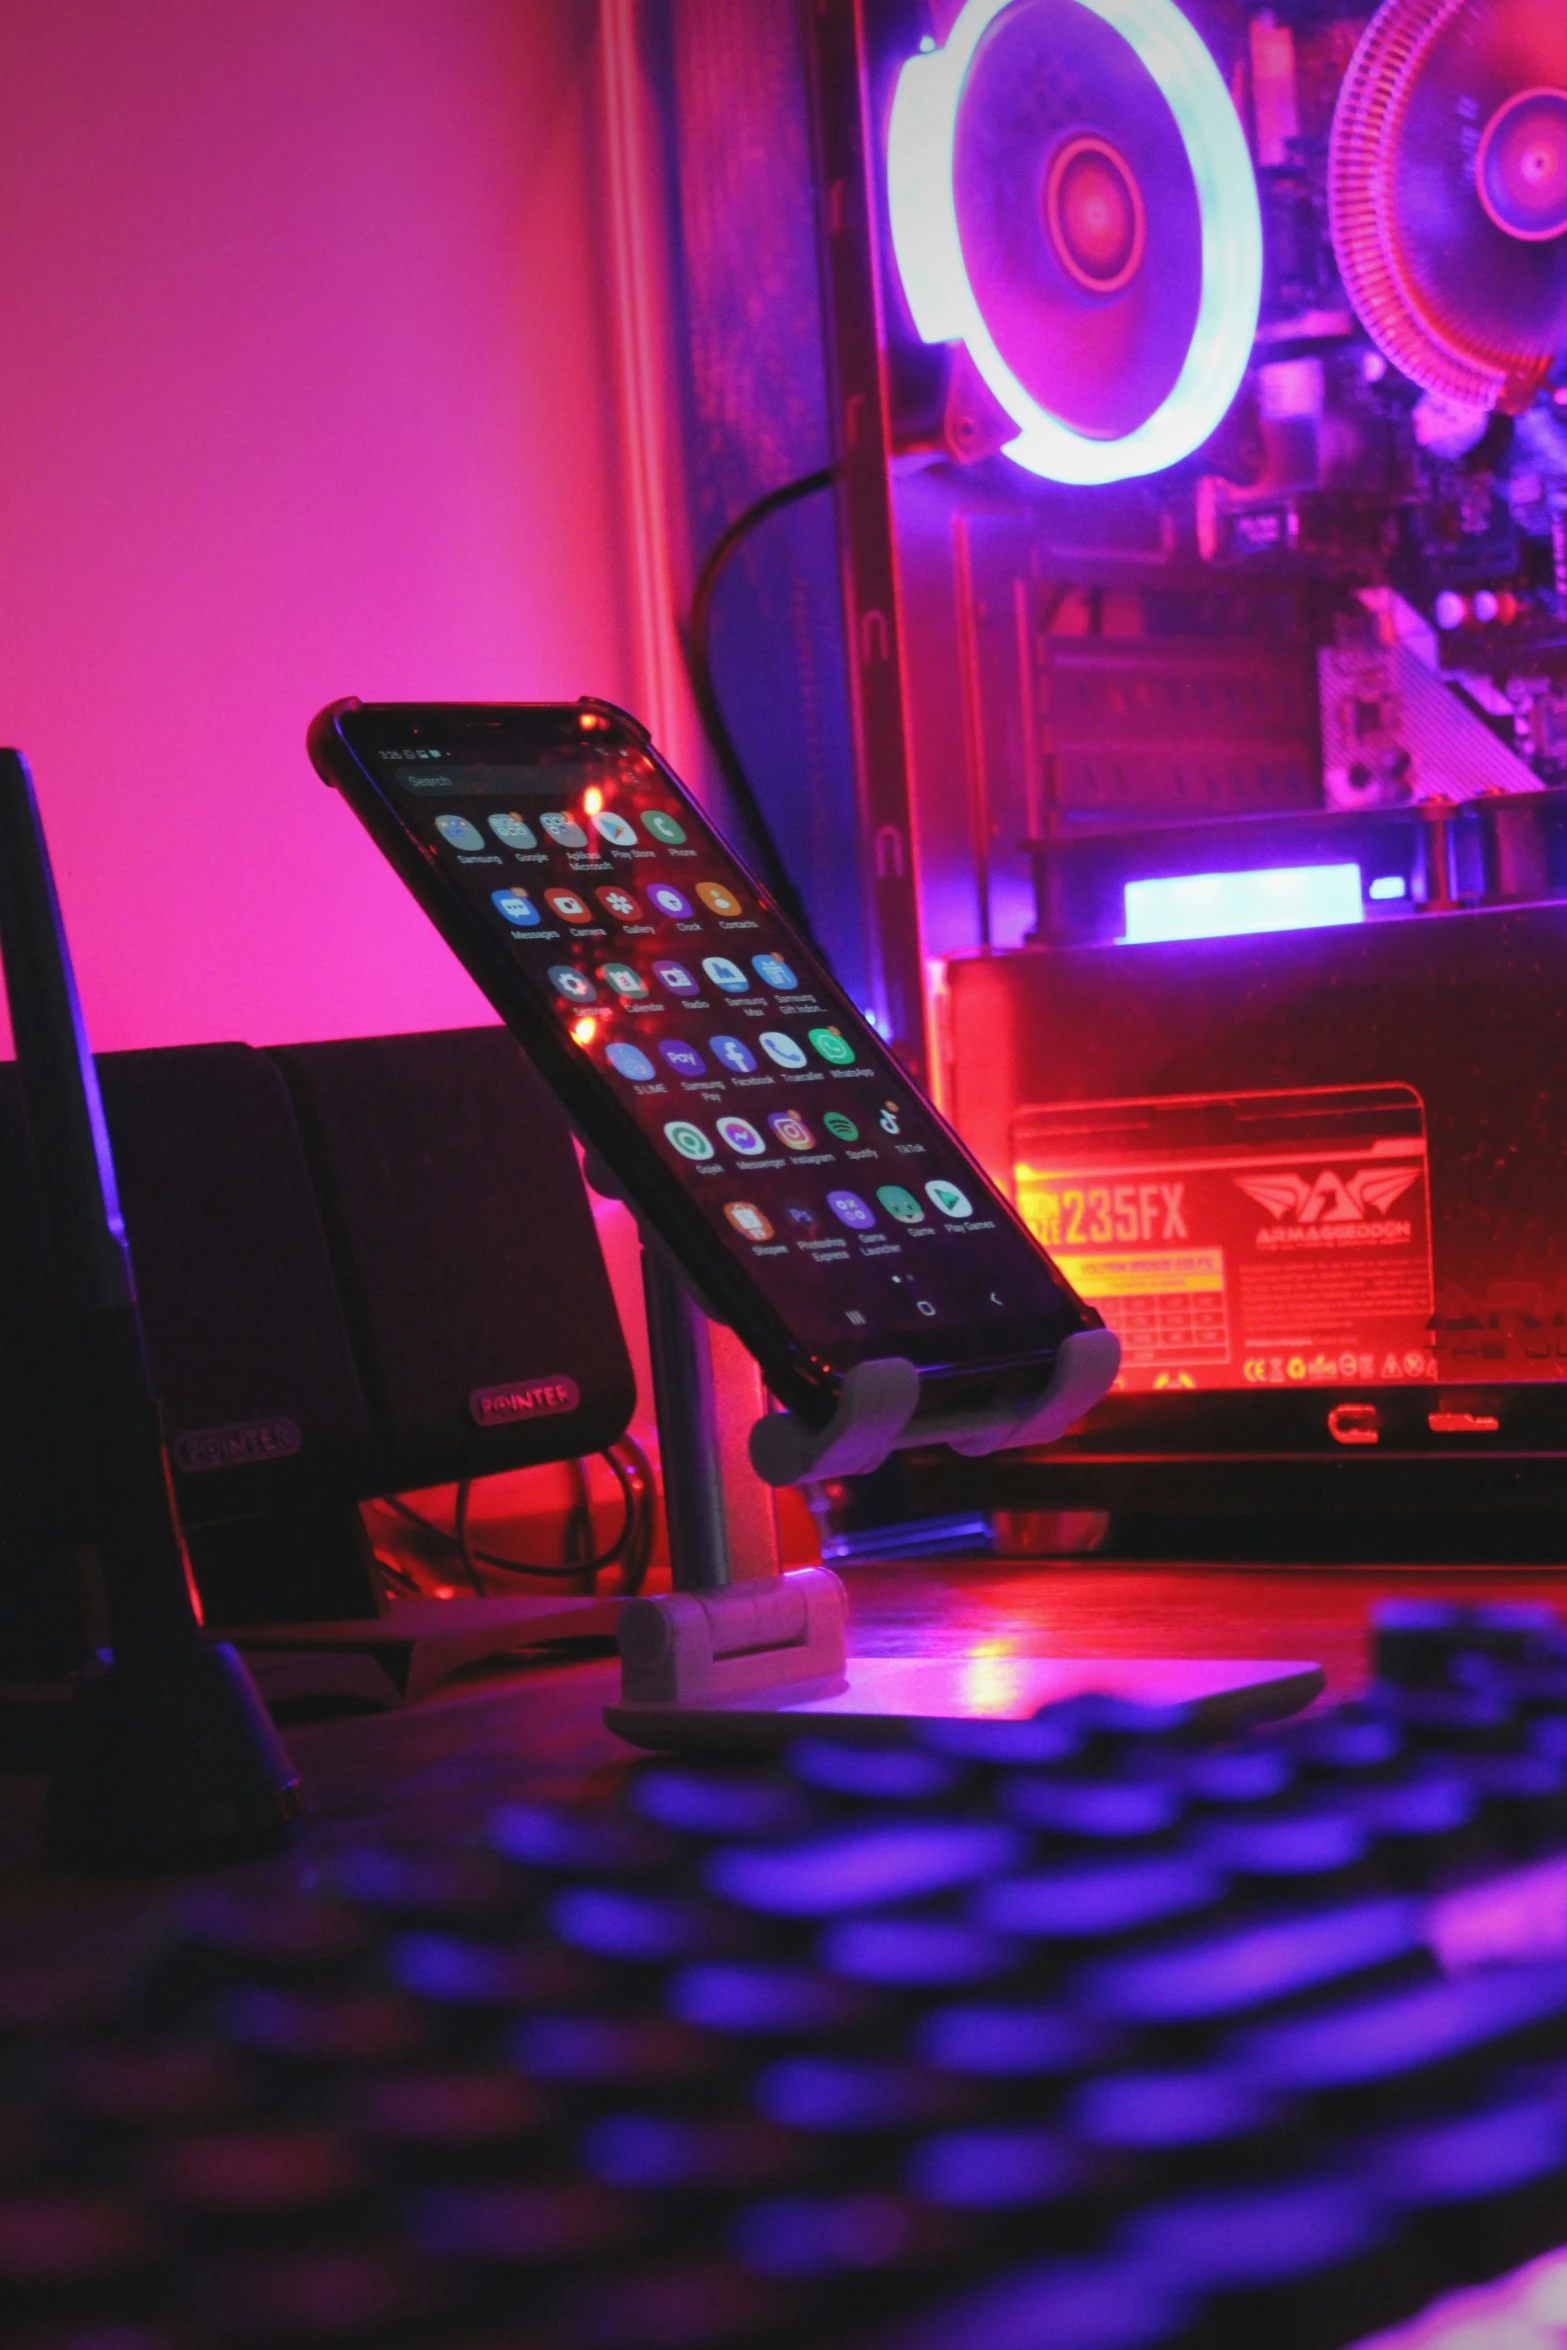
[794, 0, 1567, 1543]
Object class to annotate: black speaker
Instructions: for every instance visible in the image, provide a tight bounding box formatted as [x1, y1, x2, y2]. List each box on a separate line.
[94, 1043, 380, 1626]
[266, 1027, 636, 1498]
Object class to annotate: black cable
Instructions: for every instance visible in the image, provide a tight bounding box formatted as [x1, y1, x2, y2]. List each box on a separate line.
[684, 466, 834, 952]
[384, 1436, 655, 1594]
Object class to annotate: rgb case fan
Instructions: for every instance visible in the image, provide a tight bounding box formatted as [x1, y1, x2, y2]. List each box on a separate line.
[886, 0, 1262, 483]
[1330, 0, 1567, 413]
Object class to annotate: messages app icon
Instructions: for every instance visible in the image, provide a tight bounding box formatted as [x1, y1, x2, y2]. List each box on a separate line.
[491, 887, 540, 928]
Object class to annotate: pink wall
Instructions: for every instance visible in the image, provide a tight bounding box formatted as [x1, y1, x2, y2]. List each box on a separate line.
[0, 0, 638, 1051]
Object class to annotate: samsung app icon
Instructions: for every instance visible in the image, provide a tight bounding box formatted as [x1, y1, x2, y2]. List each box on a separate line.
[606, 1041, 657, 1082]
[541, 811, 588, 848]
[753, 952, 798, 991]
[653, 961, 699, 996]
[491, 887, 541, 928]
[659, 1039, 706, 1077]
[436, 814, 486, 852]
[828, 1190, 876, 1231]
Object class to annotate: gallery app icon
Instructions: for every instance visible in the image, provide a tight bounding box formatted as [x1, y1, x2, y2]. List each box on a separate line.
[926, 1178, 975, 1219]
[595, 886, 643, 924]
[753, 952, 798, 991]
[759, 1031, 807, 1070]
[540, 811, 588, 848]
[548, 966, 597, 1004]
[606, 1041, 656, 1082]
[809, 1026, 856, 1066]
[828, 1190, 877, 1231]
[489, 810, 537, 850]
[877, 1185, 925, 1224]
[696, 882, 744, 918]
[544, 888, 592, 925]
[709, 1034, 757, 1074]
[591, 809, 638, 848]
[659, 1039, 706, 1077]
[768, 1110, 815, 1152]
[823, 1111, 859, 1142]
[647, 882, 692, 919]
[601, 962, 648, 998]
[435, 814, 485, 852]
[653, 960, 699, 996]
[491, 887, 541, 928]
[643, 809, 687, 845]
[724, 1201, 774, 1242]
[716, 1116, 767, 1157]
[664, 1120, 714, 1162]
[702, 957, 750, 994]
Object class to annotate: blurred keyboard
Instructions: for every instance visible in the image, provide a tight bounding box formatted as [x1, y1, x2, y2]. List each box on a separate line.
[11, 1599, 1567, 2350]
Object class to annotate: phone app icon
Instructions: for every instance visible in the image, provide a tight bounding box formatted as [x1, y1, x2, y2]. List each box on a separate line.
[724, 1201, 774, 1242]
[702, 956, 750, 994]
[435, 814, 485, 852]
[596, 886, 643, 924]
[878, 1100, 903, 1136]
[591, 809, 639, 848]
[877, 1185, 925, 1225]
[544, 888, 593, 925]
[759, 1031, 807, 1070]
[710, 1034, 757, 1074]
[606, 1041, 656, 1082]
[489, 810, 538, 850]
[653, 960, 699, 996]
[601, 962, 648, 999]
[647, 882, 692, 919]
[643, 809, 687, 845]
[696, 882, 744, 918]
[809, 1025, 856, 1066]
[828, 1190, 877, 1231]
[716, 1116, 767, 1157]
[491, 887, 541, 928]
[753, 953, 798, 991]
[823, 1111, 859, 1142]
[659, 1039, 706, 1077]
[664, 1120, 714, 1162]
[769, 1110, 815, 1152]
[548, 966, 597, 1004]
[541, 811, 588, 848]
[926, 1178, 975, 1219]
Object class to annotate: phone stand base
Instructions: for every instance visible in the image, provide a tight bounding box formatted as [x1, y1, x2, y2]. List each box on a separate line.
[603, 1567, 1324, 1752]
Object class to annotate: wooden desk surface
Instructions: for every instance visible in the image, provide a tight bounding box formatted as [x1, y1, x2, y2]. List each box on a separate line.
[5, 1554, 1567, 1960]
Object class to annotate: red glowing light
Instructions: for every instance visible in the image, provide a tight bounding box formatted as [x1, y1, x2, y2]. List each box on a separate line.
[571, 1016, 596, 1046]
[583, 786, 603, 816]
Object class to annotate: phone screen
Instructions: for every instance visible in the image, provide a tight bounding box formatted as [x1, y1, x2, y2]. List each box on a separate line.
[339, 707, 1085, 1384]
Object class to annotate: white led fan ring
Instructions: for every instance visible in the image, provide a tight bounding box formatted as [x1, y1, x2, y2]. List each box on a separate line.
[886, 0, 1263, 486]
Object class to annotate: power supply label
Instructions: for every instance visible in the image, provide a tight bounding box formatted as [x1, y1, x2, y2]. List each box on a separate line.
[1013, 1085, 1435, 1393]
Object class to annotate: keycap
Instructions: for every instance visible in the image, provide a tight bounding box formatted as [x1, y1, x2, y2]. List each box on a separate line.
[1359, 2093, 1567, 2289]
[817, 1915, 1020, 1989]
[786, 1739, 965, 1803]
[998, 1772, 1184, 1842]
[665, 1960, 875, 2039]
[970, 1856, 1224, 1944]
[913, 2003, 1120, 2081]
[884, 2253, 1192, 2350]
[706, 1823, 1026, 1917]
[1229, 1957, 1567, 2102]
[630, 1767, 811, 1840]
[1073, 1897, 1424, 2026]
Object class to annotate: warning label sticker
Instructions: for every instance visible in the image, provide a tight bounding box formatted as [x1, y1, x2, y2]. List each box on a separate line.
[1013, 1085, 1435, 1394]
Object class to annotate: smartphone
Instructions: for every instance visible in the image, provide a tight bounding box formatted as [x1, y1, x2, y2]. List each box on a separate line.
[308, 697, 1104, 1430]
